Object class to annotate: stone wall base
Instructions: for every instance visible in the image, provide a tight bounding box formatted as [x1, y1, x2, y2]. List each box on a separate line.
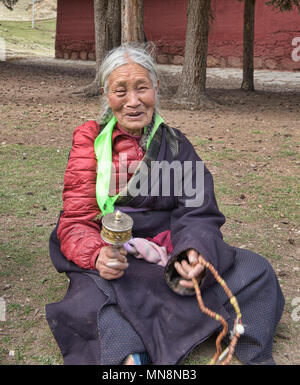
[56, 50, 95, 61]
[150, 53, 299, 71]
[55, 51, 299, 71]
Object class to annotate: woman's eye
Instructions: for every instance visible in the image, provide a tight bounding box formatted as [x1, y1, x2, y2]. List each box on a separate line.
[115, 90, 126, 96]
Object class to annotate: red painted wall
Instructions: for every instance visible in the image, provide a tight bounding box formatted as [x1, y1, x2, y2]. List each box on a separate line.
[55, 0, 300, 70]
[144, 0, 300, 70]
[144, 0, 187, 59]
[206, 0, 300, 70]
[55, 0, 95, 60]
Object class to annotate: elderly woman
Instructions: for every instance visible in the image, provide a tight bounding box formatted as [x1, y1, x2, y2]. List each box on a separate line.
[46, 44, 284, 366]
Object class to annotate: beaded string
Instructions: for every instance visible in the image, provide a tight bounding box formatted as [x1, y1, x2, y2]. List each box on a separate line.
[192, 255, 244, 365]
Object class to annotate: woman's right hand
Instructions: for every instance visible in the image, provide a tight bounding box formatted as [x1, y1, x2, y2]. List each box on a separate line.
[95, 246, 128, 280]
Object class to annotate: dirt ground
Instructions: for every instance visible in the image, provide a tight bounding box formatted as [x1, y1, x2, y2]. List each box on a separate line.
[0, 58, 299, 365]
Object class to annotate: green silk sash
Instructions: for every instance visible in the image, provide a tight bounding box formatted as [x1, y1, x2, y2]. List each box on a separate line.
[94, 113, 164, 216]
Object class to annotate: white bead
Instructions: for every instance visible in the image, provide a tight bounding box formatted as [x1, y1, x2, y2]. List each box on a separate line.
[236, 324, 245, 335]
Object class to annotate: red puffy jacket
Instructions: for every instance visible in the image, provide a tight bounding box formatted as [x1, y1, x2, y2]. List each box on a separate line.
[57, 120, 172, 270]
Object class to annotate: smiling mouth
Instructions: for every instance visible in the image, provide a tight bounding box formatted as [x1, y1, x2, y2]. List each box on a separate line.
[126, 112, 144, 118]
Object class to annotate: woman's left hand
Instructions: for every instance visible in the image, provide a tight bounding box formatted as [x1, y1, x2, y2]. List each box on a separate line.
[174, 249, 205, 289]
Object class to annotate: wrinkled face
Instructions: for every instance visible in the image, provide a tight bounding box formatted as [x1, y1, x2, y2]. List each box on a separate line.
[104, 62, 158, 135]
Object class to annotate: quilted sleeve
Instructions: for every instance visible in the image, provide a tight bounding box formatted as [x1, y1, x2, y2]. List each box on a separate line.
[57, 121, 109, 270]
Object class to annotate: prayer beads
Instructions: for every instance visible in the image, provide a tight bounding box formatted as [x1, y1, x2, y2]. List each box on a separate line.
[192, 255, 244, 365]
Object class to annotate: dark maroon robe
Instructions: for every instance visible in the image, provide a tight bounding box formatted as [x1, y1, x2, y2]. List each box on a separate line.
[46, 123, 284, 365]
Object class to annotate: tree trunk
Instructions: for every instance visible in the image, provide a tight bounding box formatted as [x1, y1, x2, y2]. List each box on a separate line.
[175, 0, 213, 107]
[73, 0, 121, 97]
[121, 0, 144, 44]
[241, 0, 256, 91]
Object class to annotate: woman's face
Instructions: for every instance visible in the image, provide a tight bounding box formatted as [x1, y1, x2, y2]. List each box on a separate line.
[105, 62, 158, 135]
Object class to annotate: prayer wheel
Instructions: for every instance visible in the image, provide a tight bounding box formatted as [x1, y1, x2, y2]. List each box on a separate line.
[101, 210, 133, 247]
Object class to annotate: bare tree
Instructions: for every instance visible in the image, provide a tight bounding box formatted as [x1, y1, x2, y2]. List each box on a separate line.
[240, 0, 300, 91]
[175, 0, 213, 107]
[121, 0, 144, 44]
[73, 0, 121, 97]
[241, 0, 256, 91]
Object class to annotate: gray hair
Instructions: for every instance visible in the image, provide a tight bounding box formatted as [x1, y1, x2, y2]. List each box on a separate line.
[98, 43, 160, 128]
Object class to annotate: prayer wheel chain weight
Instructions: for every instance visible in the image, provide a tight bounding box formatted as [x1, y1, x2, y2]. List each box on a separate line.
[101, 210, 133, 247]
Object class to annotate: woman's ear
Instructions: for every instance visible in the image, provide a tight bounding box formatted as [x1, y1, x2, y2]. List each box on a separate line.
[101, 87, 110, 104]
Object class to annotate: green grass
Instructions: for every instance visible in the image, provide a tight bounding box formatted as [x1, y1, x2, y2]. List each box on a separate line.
[191, 131, 300, 267]
[0, 19, 56, 57]
[0, 144, 67, 215]
[0, 144, 68, 274]
[0, 143, 68, 364]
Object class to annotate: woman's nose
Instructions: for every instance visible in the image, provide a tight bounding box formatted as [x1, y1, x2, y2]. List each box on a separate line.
[126, 91, 141, 107]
